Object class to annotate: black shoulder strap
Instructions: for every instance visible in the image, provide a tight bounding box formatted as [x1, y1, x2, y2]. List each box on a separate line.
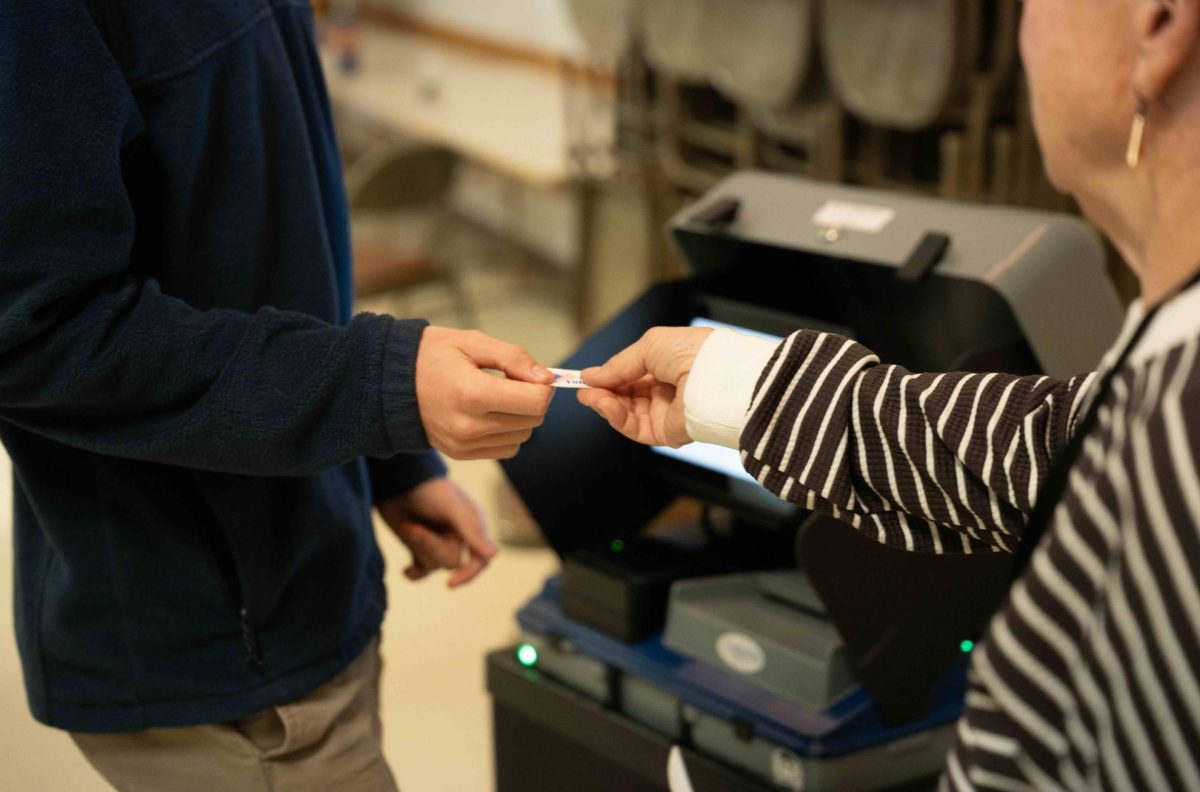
[83, 0, 135, 77]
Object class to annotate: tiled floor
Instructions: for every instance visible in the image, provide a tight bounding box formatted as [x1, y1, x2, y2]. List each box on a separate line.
[0, 212, 648, 791]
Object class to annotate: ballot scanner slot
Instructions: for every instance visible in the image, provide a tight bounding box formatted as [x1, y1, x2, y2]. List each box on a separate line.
[699, 295, 858, 341]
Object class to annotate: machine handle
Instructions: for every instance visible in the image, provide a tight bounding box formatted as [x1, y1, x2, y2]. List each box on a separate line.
[691, 197, 742, 229]
[896, 231, 952, 282]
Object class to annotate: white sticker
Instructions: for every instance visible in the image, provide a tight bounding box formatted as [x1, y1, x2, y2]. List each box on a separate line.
[715, 631, 766, 675]
[770, 748, 806, 792]
[812, 200, 896, 234]
[548, 368, 590, 389]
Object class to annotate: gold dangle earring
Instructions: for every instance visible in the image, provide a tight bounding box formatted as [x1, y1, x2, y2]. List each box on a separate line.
[1126, 98, 1148, 169]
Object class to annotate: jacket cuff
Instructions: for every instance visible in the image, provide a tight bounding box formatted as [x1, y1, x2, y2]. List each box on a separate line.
[683, 329, 781, 448]
[368, 450, 448, 504]
[380, 318, 432, 453]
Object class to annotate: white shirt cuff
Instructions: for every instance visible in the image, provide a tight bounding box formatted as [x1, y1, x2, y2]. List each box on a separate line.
[683, 329, 782, 449]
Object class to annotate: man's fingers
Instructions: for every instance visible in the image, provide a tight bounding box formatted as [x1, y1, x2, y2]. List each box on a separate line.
[404, 523, 463, 570]
[461, 370, 552, 418]
[459, 331, 554, 385]
[450, 500, 498, 562]
[447, 551, 489, 588]
[453, 427, 533, 448]
[486, 429, 534, 447]
[439, 499, 493, 587]
[481, 412, 545, 432]
[450, 444, 524, 461]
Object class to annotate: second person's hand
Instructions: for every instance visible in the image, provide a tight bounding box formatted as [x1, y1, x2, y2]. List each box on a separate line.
[416, 327, 555, 460]
[578, 327, 712, 447]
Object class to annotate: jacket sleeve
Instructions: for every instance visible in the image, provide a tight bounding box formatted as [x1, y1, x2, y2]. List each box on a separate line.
[739, 330, 1096, 553]
[367, 451, 448, 505]
[0, 2, 429, 476]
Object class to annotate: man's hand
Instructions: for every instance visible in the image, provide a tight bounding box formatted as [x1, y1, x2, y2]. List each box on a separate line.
[377, 476, 497, 588]
[577, 327, 712, 448]
[416, 328, 555, 460]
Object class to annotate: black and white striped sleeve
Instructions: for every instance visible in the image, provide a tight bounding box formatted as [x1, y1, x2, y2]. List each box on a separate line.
[685, 329, 1097, 554]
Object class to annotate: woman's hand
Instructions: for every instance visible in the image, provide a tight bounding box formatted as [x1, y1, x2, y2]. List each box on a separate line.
[577, 327, 713, 447]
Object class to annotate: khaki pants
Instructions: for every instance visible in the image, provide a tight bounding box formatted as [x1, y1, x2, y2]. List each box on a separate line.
[71, 637, 398, 792]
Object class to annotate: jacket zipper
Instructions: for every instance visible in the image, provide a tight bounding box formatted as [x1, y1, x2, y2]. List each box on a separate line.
[204, 525, 267, 675]
[239, 606, 267, 675]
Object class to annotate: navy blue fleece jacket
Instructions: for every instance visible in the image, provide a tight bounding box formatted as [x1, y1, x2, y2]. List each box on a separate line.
[0, 0, 444, 731]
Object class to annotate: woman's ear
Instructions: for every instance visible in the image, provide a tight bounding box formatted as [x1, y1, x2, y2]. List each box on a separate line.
[1132, 0, 1200, 104]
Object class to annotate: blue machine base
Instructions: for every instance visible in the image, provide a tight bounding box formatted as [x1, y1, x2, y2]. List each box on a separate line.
[518, 576, 969, 760]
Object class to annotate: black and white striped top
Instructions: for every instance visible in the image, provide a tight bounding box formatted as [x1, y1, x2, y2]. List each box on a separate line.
[729, 287, 1200, 790]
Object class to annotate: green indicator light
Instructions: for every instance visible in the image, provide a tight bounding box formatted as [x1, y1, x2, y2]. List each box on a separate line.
[610, 539, 625, 553]
[960, 640, 975, 653]
[517, 643, 539, 668]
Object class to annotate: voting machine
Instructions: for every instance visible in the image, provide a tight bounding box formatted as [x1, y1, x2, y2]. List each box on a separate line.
[492, 173, 1124, 792]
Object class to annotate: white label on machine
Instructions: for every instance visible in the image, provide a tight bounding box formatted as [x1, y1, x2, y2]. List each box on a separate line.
[812, 200, 896, 233]
[770, 748, 807, 791]
[715, 632, 766, 675]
